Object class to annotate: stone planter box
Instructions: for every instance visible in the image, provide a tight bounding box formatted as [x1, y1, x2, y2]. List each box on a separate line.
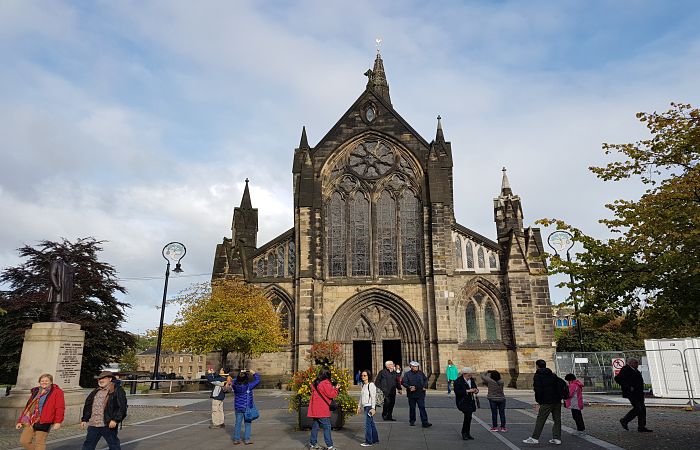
[298, 405, 343, 430]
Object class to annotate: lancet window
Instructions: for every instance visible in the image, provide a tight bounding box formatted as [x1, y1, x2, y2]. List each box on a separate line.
[454, 236, 463, 269]
[466, 243, 474, 268]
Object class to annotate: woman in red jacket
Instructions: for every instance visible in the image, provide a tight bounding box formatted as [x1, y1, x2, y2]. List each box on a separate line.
[16, 373, 65, 450]
[307, 367, 339, 450]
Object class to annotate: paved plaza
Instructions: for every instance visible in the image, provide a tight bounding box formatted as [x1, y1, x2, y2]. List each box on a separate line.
[2, 390, 697, 450]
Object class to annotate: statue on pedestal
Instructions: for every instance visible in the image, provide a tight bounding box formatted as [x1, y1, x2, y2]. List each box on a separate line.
[47, 258, 75, 322]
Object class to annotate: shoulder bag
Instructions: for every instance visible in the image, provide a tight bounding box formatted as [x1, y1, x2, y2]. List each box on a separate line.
[317, 383, 338, 412]
[243, 387, 259, 422]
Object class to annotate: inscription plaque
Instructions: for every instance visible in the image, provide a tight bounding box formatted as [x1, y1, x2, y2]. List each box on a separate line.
[56, 341, 83, 386]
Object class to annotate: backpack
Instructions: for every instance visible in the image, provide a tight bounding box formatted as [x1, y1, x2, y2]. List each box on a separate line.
[557, 377, 571, 401]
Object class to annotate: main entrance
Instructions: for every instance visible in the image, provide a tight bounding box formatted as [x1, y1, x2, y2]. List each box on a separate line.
[382, 339, 402, 368]
[353, 340, 372, 379]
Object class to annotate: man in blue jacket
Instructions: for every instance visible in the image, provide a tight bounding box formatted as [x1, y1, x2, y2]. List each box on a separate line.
[401, 361, 432, 427]
[206, 368, 229, 429]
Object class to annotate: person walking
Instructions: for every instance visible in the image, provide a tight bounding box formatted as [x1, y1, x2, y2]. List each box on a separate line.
[358, 369, 379, 447]
[615, 358, 652, 432]
[446, 360, 458, 396]
[454, 367, 478, 440]
[80, 371, 128, 450]
[374, 360, 401, 421]
[401, 361, 432, 428]
[523, 360, 563, 445]
[206, 368, 229, 429]
[16, 373, 65, 450]
[481, 370, 507, 432]
[307, 367, 339, 450]
[230, 369, 260, 445]
[564, 373, 585, 435]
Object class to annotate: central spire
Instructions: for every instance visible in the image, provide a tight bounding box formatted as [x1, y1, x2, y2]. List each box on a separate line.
[365, 50, 391, 106]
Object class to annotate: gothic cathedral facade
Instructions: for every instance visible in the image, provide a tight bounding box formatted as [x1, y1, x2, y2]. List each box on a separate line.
[212, 53, 555, 387]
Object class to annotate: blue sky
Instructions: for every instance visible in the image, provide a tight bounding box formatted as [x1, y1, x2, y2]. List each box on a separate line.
[1, 0, 699, 333]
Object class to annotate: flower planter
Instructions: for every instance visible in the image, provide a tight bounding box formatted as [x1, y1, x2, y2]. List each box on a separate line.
[298, 405, 344, 430]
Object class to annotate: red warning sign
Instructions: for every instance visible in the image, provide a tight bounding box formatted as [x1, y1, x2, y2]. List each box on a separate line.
[612, 358, 625, 376]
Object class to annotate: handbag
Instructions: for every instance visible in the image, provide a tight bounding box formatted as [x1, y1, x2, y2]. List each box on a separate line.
[243, 388, 259, 422]
[317, 384, 338, 412]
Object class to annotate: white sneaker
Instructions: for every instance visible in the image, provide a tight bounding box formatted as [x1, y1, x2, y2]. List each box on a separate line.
[549, 439, 562, 445]
[360, 444, 373, 447]
[522, 437, 539, 444]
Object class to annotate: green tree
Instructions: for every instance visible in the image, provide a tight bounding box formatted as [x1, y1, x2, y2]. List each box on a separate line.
[157, 279, 286, 369]
[118, 346, 139, 373]
[540, 103, 700, 337]
[555, 313, 643, 352]
[0, 238, 134, 386]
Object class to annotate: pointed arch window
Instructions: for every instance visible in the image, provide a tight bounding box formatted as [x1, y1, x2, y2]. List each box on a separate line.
[477, 247, 485, 268]
[484, 303, 498, 340]
[400, 192, 420, 275]
[454, 237, 463, 269]
[277, 246, 285, 277]
[328, 192, 346, 276]
[466, 242, 474, 268]
[556, 319, 562, 327]
[256, 259, 264, 278]
[350, 192, 370, 276]
[489, 253, 497, 269]
[267, 253, 276, 277]
[466, 303, 479, 341]
[287, 242, 295, 277]
[377, 190, 397, 276]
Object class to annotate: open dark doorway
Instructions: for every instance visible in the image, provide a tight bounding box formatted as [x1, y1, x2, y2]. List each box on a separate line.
[353, 340, 372, 383]
[382, 339, 402, 369]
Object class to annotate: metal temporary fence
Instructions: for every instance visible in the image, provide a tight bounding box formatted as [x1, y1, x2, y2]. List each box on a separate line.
[554, 349, 699, 410]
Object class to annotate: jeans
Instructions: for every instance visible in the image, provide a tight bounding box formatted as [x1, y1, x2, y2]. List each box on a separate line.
[571, 408, 585, 431]
[381, 390, 396, 419]
[531, 403, 561, 440]
[447, 379, 454, 394]
[310, 417, 333, 447]
[407, 395, 429, 424]
[489, 399, 507, 427]
[81, 426, 121, 450]
[232, 412, 252, 442]
[363, 406, 379, 444]
[621, 397, 646, 430]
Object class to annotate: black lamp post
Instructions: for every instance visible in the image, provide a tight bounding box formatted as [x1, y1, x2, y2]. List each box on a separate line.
[151, 242, 186, 389]
[547, 231, 584, 352]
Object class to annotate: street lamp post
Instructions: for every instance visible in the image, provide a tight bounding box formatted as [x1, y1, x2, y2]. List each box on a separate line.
[547, 231, 584, 352]
[151, 242, 186, 389]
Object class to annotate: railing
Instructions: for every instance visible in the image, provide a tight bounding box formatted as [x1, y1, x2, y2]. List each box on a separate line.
[119, 378, 211, 396]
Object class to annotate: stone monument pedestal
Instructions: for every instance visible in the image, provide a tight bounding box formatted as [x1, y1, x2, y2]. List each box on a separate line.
[0, 322, 88, 427]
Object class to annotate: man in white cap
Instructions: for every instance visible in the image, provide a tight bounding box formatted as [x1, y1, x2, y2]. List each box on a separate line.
[401, 361, 431, 427]
[454, 367, 479, 440]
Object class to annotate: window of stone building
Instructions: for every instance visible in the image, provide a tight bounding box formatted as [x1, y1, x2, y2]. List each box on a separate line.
[188, 366, 192, 372]
[277, 246, 285, 277]
[466, 303, 479, 341]
[329, 192, 347, 276]
[484, 303, 498, 340]
[256, 259, 264, 278]
[378, 191, 397, 275]
[556, 319, 562, 327]
[454, 236, 463, 269]
[572, 318, 577, 326]
[477, 247, 485, 268]
[466, 242, 474, 268]
[400, 192, 420, 275]
[489, 252, 497, 269]
[267, 253, 276, 277]
[179, 356, 183, 363]
[178, 366, 182, 373]
[287, 242, 295, 277]
[563, 318, 569, 326]
[350, 192, 370, 276]
[199, 356, 203, 363]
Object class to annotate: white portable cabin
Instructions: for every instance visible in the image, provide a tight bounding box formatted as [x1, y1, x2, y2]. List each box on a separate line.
[644, 337, 700, 399]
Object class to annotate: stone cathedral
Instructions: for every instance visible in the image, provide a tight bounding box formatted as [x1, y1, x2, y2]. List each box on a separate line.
[212, 53, 554, 387]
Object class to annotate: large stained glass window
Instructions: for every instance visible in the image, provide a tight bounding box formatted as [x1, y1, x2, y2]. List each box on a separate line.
[400, 192, 420, 275]
[466, 242, 474, 268]
[377, 191, 397, 275]
[277, 246, 285, 277]
[287, 241, 295, 277]
[454, 237, 463, 269]
[328, 192, 346, 276]
[477, 247, 485, 268]
[267, 253, 276, 277]
[485, 303, 498, 340]
[350, 193, 370, 276]
[466, 303, 479, 341]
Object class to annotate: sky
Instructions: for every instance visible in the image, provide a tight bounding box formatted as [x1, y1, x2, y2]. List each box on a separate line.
[1, 0, 699, 334]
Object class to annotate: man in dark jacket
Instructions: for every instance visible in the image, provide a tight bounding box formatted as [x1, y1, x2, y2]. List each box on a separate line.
[374, 360, 402, 421]
[523, 360, 562, 445]
[401, 361, 432, 427]
[81, 371, 128, 450]
[614, 358, 652, 432]
[454, 367, 478, 440]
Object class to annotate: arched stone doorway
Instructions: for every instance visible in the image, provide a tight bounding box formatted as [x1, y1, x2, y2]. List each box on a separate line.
[326, 289, 425, 377]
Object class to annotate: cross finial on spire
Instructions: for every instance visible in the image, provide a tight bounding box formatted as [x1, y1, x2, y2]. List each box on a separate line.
[375, 37, 382, 54]
[435, 115, 445, 142]
[240, 178, 252, 208]
[501, 167, 512, 194]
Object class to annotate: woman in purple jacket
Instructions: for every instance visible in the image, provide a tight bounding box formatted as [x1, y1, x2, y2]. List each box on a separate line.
[230, 369, 260, 445]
